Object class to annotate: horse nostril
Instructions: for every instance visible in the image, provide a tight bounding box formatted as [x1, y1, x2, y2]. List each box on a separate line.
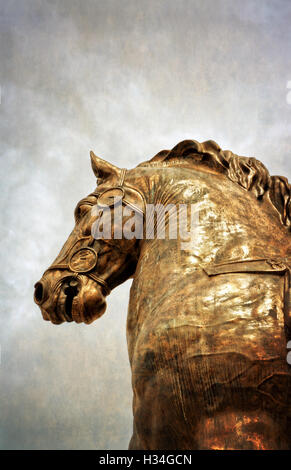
[34, 282, 45, 304]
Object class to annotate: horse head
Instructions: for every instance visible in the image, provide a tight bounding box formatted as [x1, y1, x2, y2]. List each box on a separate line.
[34, 152, 144, 324]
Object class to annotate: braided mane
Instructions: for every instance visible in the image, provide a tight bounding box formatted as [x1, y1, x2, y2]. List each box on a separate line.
[137, 139, 291, 229]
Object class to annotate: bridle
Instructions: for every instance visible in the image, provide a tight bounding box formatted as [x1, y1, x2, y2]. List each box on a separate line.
[43, 169, 145, 296]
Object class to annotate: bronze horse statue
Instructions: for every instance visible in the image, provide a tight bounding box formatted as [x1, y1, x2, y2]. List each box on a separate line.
[34, 139, 291, 450]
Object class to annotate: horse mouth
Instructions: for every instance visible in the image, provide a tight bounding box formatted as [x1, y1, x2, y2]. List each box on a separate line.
[56, 281, 81, 322]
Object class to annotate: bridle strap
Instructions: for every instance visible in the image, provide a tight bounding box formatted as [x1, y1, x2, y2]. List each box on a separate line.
[119, 168, 126, 186]
[86, 272, 111, 295]
[44, 264, 111, 296]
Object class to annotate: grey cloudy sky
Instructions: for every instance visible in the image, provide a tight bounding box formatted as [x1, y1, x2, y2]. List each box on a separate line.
[0, 0, 290, 449]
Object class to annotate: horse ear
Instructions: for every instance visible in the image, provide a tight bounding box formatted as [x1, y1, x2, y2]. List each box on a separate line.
[90, 151, 120, 183]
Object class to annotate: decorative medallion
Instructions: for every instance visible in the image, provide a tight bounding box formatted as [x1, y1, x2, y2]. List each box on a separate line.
[69, 247, 98, 273]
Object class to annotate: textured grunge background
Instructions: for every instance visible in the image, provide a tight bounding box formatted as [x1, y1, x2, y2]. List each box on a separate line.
[0, 0, 290, 449]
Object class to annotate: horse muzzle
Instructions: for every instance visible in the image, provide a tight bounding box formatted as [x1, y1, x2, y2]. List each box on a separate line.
[34, 271, 107, 325]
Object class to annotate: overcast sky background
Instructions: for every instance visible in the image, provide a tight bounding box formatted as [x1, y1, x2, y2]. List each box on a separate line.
[0, 0, 290, 449]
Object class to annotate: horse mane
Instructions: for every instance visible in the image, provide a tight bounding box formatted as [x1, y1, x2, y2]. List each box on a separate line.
[137, 139, 291, 230]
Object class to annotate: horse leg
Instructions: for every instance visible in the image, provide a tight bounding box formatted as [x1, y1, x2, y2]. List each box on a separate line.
[129, 369, 200, 450]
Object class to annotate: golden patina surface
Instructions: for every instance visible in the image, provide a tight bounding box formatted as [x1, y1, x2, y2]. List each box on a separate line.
[34, 139, 291, 450]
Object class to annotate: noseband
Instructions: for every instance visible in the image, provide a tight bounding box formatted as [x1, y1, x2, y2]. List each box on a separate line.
[43, 169, 145, 296]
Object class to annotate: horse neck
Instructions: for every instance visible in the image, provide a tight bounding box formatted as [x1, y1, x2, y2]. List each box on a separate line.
[128, 164, 290, 267]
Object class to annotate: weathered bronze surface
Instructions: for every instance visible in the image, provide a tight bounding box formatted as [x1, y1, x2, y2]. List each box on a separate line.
[34, 139, 291, 450]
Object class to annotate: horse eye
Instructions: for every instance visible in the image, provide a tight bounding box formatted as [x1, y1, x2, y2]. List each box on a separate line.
[75, 205, 89, 222]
